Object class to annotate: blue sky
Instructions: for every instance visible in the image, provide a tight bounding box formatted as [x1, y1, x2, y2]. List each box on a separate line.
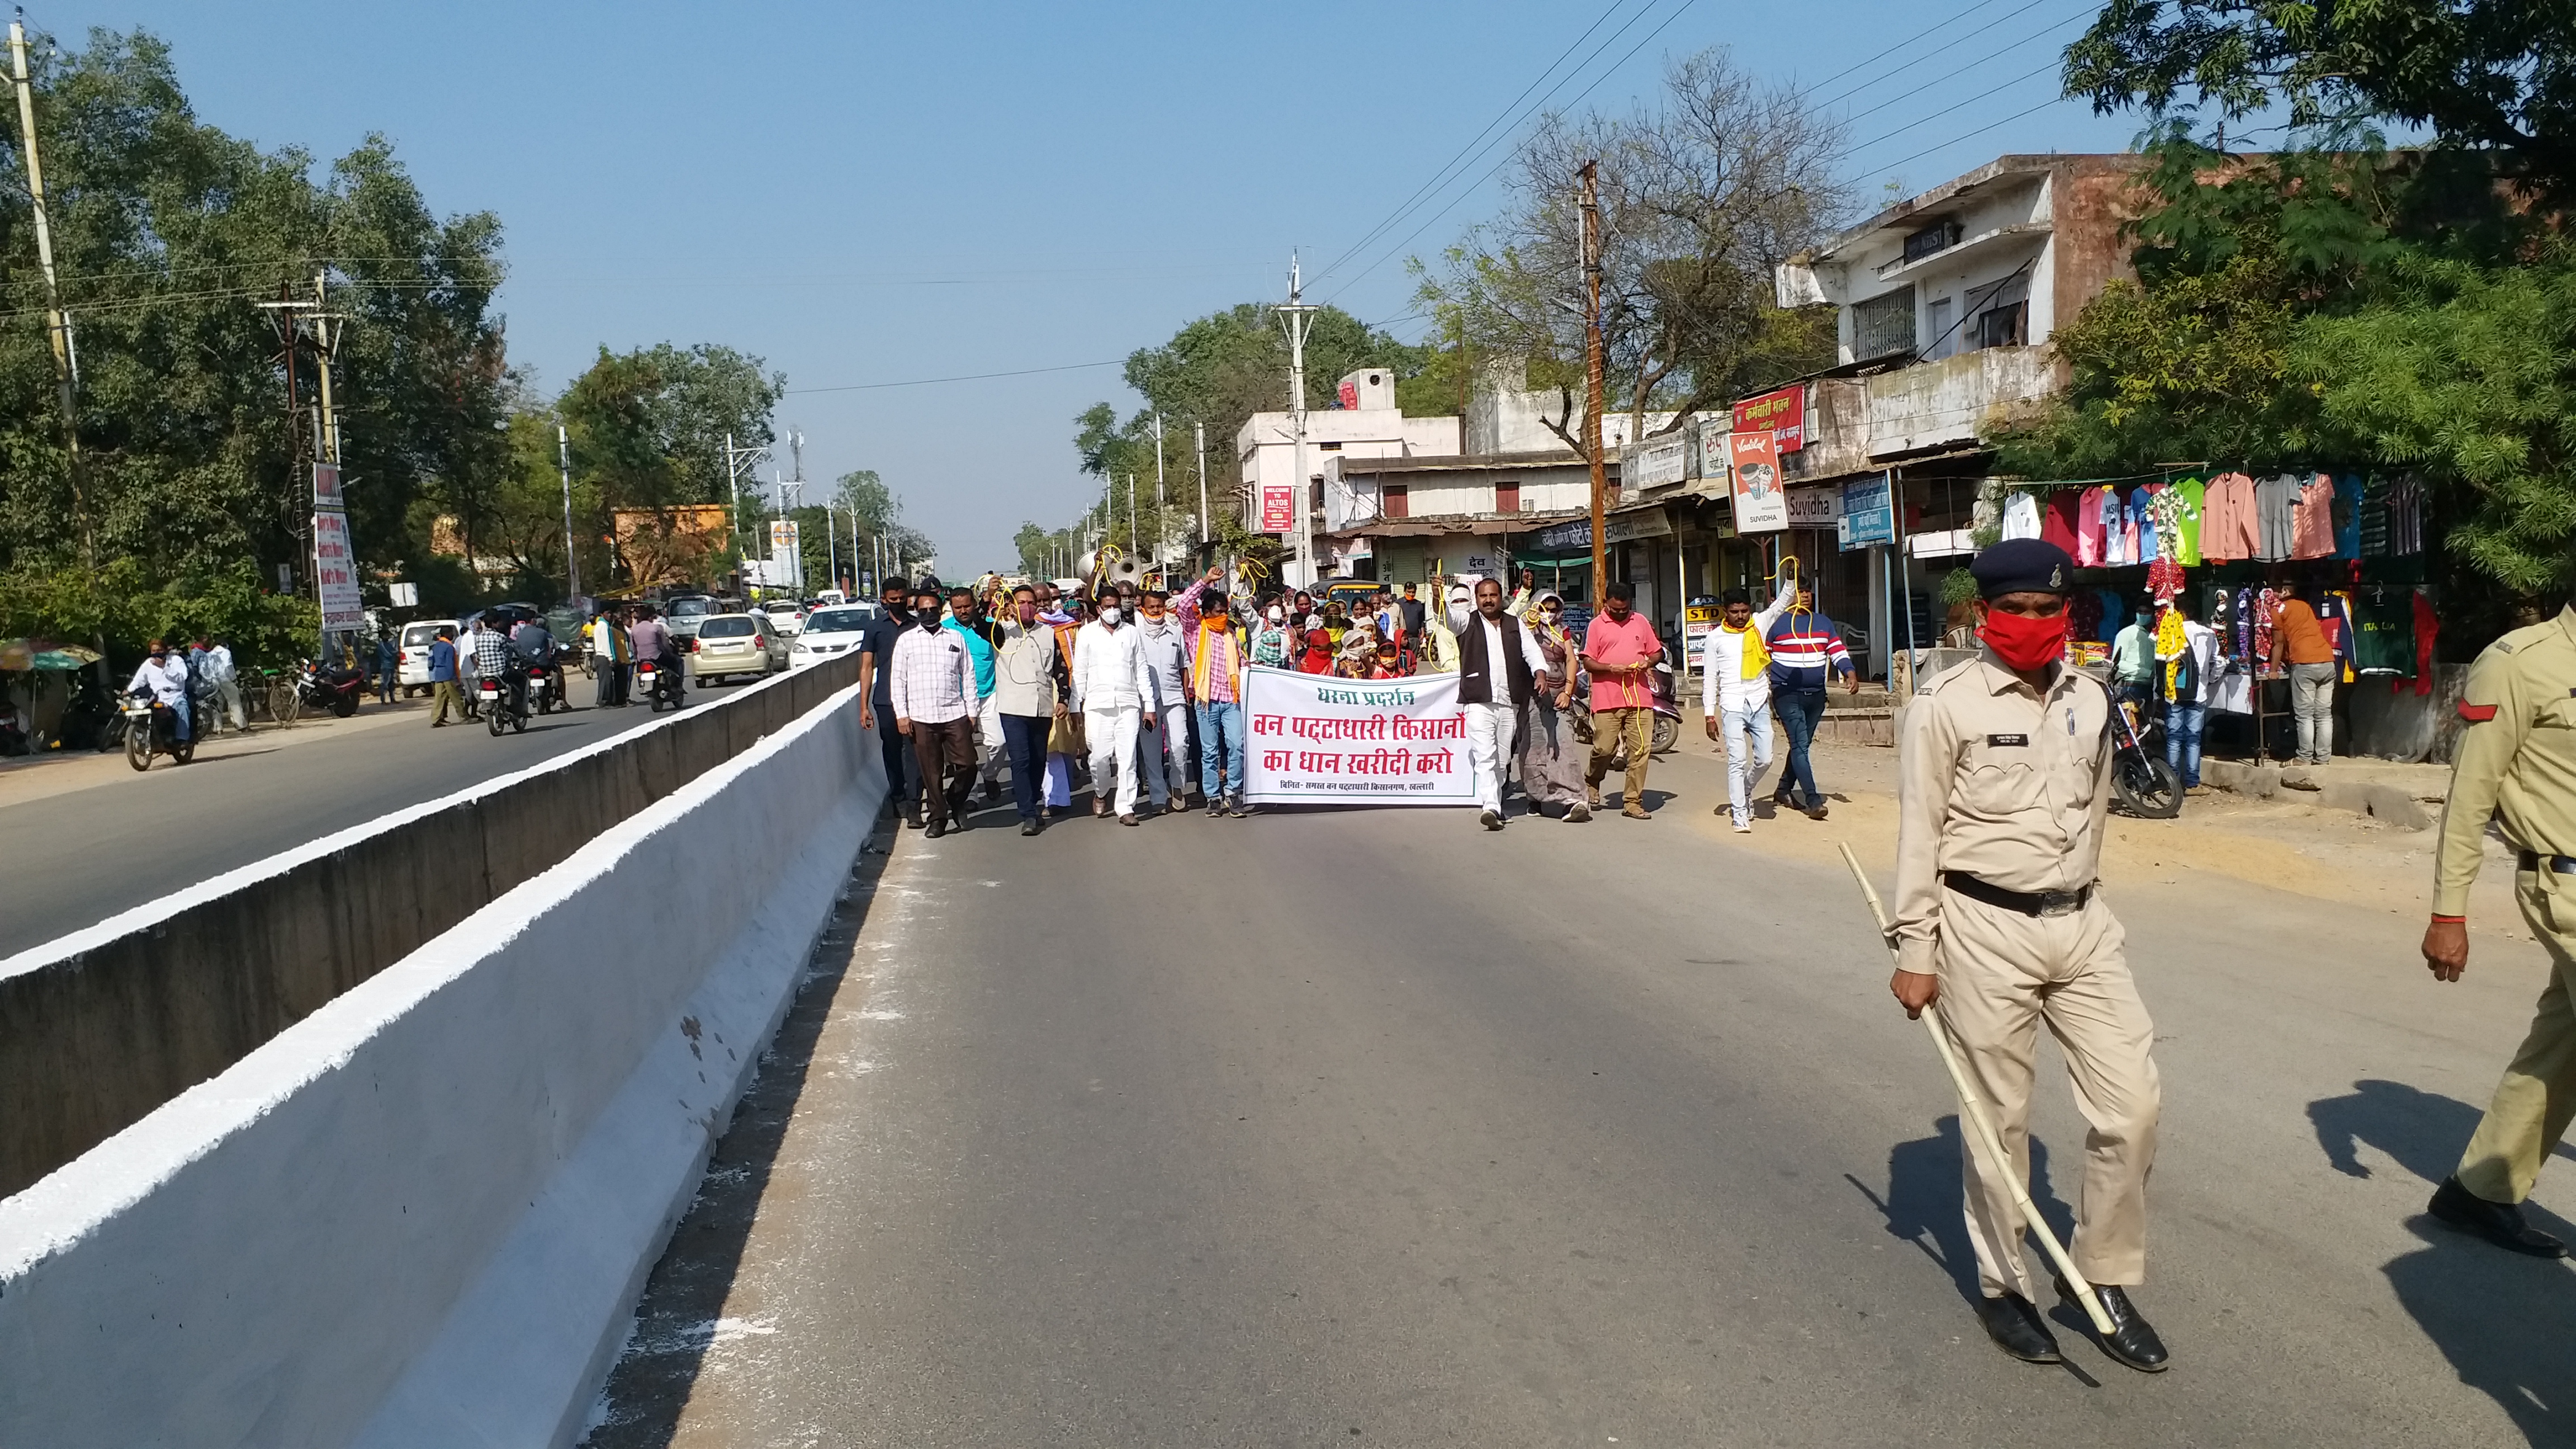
[65, 0, 2148, 572]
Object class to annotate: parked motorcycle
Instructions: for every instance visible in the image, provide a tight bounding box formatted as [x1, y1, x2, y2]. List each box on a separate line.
[120, 692, 195, 771]
[637, 655, 684, 713]
[296, 657, 367, 718]
[2110, 695, 2183, 818]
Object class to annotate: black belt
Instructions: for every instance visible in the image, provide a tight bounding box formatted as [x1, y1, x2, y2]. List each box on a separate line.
[1942, 872, 2091, 917]
[2518, 851, 2576, 875]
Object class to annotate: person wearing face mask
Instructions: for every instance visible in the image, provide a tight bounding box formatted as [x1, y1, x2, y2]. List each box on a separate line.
[1071, 587, 1159, 824]
[890, 580, 981, 838]
[992, 585, 1063, 836]
[1450, 576, 1550, 830]
[1248, 599, 1295, 670]
[1131, 589, 1195, 815]
[1521, 592, 1589, 821]
[1887, 537, 2167, 1376]
[1699, 577, 1795, 835]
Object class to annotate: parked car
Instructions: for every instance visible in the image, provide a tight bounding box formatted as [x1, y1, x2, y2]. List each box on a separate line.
[758, 604, 804, 638]
[395, 618, 461, 695]
[664, 594, 718, 643]
[685, 612, 788, 683]
[788, 604, 878, 668]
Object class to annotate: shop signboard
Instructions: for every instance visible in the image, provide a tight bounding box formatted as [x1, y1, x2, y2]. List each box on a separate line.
[1786, 487, 1839, 528]
[1627, 429, 1692, 489]
[311, 509, 364, 630]
[1528, 509, 1669, 553]
[1727, 431, 1789, 533]
[1694, 415, 1730, 486]
[1260, 483, 1296, 532]
[1733, 386, 1806, 453]
[1838, 472, 1896, 551]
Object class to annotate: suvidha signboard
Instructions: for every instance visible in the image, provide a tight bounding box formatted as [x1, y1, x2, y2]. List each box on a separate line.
[1242, 665, 1474, 805]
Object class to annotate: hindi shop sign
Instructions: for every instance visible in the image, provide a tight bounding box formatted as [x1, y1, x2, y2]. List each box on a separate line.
[311, 509, 364, 630]
[1838, 472, 1896, 551]
[1260, 483, 1296, 532]
[1242, 665, 1475, 806]
[1732, 386, 1805, 453]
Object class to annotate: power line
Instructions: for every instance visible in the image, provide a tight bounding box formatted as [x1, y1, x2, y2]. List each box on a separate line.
[784, 359, 1124, 395]
[1823, 4, 2092, 125]
[1806, 0, 2062, 111]
[1838, 64, 2068, 162]
[1310, 0, 1647, 286]
[1792, 0, 2019, 96]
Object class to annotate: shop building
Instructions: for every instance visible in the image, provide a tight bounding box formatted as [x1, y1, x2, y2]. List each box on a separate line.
[1234, 367, 1461, 581]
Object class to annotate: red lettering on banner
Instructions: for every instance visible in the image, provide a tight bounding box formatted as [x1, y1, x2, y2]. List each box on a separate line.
[1412, 747, 1453, 773]
[1251, 713, 1288, 735]
[1298, 751, 1344, 773]
[1261, 748, 1294, 769]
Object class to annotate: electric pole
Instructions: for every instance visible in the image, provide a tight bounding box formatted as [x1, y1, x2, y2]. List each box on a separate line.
[1581, 160, 1608, 610]
[557, 423, 580, 603]
[1151, 412, 1166, 573]
[1194, 420, 1209, 551]
[1127, 472, 1138, 558]
[1275, 253, 1320, 588]
[7, 9, 88, 579]
[311, 272, 343, 468]
[721, 432, 770, 590]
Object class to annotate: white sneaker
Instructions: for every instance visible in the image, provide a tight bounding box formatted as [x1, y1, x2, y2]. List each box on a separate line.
[1732, 821, 1753, 834]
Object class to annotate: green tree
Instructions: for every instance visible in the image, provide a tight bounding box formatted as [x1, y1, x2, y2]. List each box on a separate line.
[2066, 0, 2576, 204]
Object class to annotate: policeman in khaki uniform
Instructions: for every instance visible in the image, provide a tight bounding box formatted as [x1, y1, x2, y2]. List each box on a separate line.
[2422, 603, 2576, 1258]
[1888, 538, 2170, 1373]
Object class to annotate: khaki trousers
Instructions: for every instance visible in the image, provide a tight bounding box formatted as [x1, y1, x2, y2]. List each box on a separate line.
[429, 680, 462, 724]
[1585, 705, 1651, 804]
[2456, 868, 2576, 1203]
[1937, 888, 2161, 1298]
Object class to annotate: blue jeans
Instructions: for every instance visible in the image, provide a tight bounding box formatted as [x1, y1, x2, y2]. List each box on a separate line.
[1196, 700, 1246, 800]
[2165, 699, 2206, 787]
[1000, 713, 1049, 821]
[1773, 690, 1826, 808]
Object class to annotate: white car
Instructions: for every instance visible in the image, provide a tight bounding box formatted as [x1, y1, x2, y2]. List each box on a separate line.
[685, 613, 789, 683]
[788, 604, 879, 669]
[396, 618, 461, 694]
[757, 605, 803, 638]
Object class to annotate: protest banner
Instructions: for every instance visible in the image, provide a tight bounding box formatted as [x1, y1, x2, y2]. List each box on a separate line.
[1241, 665, 1475, 806]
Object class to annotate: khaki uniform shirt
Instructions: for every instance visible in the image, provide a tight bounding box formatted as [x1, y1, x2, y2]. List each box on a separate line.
[1891, 651, 2116, 976]
[2434, 606, 2576, 916]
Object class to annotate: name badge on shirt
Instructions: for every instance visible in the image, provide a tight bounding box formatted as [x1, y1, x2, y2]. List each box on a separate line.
[1986, 733, 2030, 747]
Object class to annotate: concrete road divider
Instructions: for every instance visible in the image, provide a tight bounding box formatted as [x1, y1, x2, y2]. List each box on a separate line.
[0, 653, 863, 1199]
[0, 673, 886, 1447]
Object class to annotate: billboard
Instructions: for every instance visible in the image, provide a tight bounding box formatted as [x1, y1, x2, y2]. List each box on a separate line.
[1260, 484, 1296, 532]
[311, 509, 364, 629]
[1733, 386, 1806, 453]
[1727, 431, 1788, 533]
[1838, 473, 1896, 550]
[1626, 430, 1692, 489]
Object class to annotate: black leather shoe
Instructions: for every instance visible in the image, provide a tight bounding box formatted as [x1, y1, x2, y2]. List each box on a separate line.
[2057, 1279, 2168, 1372]
[1020, 818, 1041, 836]
[925, 820, 946, 840]
[1974, 1293, 2061, 1363]
[2429, 1175, 2570, 1257]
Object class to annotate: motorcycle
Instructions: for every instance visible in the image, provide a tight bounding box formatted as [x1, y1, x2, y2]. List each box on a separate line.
[296, 657, 367, 719]
[1569, 656, 1684, 761]
[120, 691, 195, 771]
[637, 655, 685, 713]
[2110, 694, 2184, 818]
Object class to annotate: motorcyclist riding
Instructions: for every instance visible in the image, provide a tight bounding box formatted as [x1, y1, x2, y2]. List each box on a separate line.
[508, 613, 555, 716]
[127, 638, 192, 745]
[628, 605, 679, 705]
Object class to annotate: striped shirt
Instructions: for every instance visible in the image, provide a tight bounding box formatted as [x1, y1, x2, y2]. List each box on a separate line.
[887, 624, 977, 724]
[1765, 610, 1856, 694]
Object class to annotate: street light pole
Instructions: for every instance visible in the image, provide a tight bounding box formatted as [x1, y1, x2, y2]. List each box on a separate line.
[1581, 160, 1608, 611]
[1275, 254, 1320, 589]
[557, 424, 580, 604]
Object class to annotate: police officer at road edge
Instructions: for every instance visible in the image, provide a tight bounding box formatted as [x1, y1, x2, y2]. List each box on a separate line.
[1887, 537, 2170, 1372]
[2421, 600, 2576, 1258]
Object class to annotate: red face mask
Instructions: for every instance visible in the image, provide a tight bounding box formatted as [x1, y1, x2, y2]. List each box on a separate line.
[1979, 605, 2066, 672]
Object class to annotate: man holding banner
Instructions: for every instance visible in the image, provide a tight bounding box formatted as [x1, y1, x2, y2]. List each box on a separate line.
[1451, 576, 1550, 831]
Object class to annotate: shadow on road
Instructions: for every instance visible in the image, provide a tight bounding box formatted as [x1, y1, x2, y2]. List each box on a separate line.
[1847, 1114, 2078, 1304]
[2310, 1079, 2576, 1446]
[579, 821, 896, 1449]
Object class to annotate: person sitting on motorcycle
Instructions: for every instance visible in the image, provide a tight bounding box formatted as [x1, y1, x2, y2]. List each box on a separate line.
[508, 614, 555, 716]
[472, 615, 516, 715]
[127, 639, 192, 744]
[628, 605, 678, 702]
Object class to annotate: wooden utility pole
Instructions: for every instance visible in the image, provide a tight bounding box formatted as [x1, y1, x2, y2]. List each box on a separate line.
[1581, 160, 1607, 609]
[8, 10, 91, 576]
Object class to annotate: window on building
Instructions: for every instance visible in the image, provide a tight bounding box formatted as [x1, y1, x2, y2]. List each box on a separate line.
[1318, 440, 1342, 451]
[1902, 220, 1959, 264]
[1383, 484, 1408, 519]
[1853, 284, 1916, 360]
[1972, 301, 2027, 350]
[1494, 481, 1520, 514]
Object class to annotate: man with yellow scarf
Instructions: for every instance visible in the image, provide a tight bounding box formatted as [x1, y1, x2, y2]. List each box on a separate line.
[1699, 578, 1796, 833]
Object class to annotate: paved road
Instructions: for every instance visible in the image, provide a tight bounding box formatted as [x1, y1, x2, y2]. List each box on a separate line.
[0, 681, 729, 958]
[590, 753, 2574, 1448]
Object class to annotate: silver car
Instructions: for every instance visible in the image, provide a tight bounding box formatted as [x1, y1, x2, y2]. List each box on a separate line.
[684, 613, 789, 683]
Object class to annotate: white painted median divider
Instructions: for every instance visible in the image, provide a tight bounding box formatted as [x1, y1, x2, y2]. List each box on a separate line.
[0, 674, 884, 1447]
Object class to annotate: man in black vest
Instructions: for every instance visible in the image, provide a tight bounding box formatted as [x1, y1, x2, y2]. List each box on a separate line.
[1451, 575, 1551, 830]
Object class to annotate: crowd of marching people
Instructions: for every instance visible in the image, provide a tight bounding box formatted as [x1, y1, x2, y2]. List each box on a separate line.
[852, 564, 1866, 841]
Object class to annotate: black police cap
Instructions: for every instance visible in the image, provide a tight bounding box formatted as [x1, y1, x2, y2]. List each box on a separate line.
[1970, 538, 2076, 599]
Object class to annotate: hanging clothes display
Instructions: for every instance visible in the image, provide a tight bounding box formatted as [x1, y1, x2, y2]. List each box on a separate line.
[2255, 472, 2303, 561]
[2352, 587, 2414, 677]
[2411, 589, 2440, 696]
[2233, 585, 2256, 662]
[2001, 490, 2042, 540]
[2042, 489, 2083, 553]
[2253, 586, 2281, 676]
[2316, 589, 2356, 682]
[2077, 485, 2111, 566]
[2290, 472, 2338, 559]
[2068, 590, 2105, 645]
[2389, 476, 2425, 554]
[2202, 472, 2260, 560]
[2098, 589, 2128, 642]
[2358, 476, 2393, 557]
[2146, 553, 2185, 604]
[2130, 481, 2165, 564]
[2171, 476, 2206, 565]
[2333, 474, 2365, 559]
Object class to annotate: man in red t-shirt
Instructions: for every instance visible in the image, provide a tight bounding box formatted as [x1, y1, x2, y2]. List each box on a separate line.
[1580, 580, 1664, 818]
